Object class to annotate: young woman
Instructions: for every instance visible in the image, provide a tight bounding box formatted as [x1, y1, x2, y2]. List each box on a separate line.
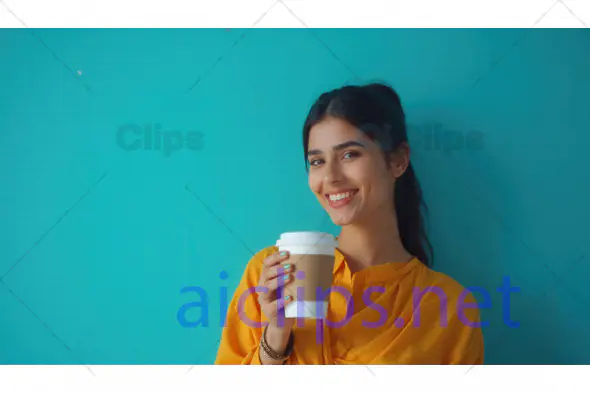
[215, 82, 484, 365]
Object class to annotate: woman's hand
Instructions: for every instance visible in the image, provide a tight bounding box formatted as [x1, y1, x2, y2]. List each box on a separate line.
[256, 250, 296, 364]
[258, 250, 296, 328]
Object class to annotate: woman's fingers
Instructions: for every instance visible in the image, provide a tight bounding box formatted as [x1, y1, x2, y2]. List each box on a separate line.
[257, 251, 295, 316]
[261, 251, 292, 283]
[265, 271, 293, 291]
[263, 251, 290, 269]
[264, 263, 294, 284]
[258, 270, 293, 306]
[263, 294, 294, 318]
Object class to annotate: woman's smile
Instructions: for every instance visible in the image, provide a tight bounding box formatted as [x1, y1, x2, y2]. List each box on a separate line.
[325, 189, 359, 208]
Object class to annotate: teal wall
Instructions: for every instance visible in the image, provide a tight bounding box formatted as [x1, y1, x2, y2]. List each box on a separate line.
[1, 29, 588, 365]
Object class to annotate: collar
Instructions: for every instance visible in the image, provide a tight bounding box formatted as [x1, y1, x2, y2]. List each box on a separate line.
[333, 246, 422, 284]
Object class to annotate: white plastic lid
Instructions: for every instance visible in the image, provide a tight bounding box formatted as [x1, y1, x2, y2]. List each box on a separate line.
[276, 231, 337, 247]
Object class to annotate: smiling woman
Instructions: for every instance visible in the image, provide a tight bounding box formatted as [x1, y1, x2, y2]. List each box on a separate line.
[214, 82, 485, 365]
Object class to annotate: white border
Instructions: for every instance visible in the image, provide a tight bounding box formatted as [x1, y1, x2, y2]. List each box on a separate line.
[1, 0, 588, 390]
[0, 365, 589, 392]
[0, 0, 588, 27]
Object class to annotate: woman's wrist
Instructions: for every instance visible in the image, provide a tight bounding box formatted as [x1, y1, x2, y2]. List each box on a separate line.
[266, 322, 292, 353]
[259, 323, 294, 365]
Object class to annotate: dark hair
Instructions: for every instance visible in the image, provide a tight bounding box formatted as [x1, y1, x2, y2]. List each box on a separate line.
[302, 82, 433, 268]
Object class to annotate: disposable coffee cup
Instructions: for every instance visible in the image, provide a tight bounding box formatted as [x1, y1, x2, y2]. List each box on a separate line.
[275, 231, 337, 319]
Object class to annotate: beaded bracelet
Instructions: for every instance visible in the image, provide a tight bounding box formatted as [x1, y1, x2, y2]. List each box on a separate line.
[260, 324, 294, 362]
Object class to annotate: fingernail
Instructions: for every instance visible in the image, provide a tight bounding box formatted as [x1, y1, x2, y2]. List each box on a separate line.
[284, 295, 291, 300]
[280, 251, 287, 257]
[283, 274, 289, 281]
[284, 264, 291, 269]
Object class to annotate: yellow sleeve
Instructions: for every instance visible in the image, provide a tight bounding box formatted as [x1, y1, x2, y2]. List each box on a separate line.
[214, 247, 273, 365]
[444, 290, 485, 365]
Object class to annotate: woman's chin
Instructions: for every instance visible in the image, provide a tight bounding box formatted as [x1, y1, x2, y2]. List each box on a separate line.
[327, 210, 359, 227]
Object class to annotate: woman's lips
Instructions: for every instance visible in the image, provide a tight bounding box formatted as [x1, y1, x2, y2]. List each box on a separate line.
[325, 190, 358, 209]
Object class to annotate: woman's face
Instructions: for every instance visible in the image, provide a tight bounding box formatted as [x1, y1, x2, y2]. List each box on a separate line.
[307, 116, 404, 227]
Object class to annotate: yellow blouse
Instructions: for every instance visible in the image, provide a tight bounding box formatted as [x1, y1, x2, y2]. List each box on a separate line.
[215, 245, 484, 365]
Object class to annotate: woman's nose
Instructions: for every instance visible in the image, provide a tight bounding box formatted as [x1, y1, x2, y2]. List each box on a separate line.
[323, 160, 343, 184]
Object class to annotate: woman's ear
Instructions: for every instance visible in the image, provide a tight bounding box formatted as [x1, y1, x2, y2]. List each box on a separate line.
[389, 142, 410, 178]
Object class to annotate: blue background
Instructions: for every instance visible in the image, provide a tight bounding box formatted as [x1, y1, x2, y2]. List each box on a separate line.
[0, 28, 589, 365]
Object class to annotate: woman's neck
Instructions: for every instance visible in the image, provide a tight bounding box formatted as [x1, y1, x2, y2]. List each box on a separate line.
[336, 212, 413, 274]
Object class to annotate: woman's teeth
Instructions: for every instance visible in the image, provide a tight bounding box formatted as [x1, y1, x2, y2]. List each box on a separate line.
[329, 191, 355, 201]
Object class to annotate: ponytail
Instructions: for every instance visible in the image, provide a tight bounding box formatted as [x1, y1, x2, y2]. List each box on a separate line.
[394, 163, 433, 267]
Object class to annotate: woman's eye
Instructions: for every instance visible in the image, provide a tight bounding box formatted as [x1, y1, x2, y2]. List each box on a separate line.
[343, 151, 359, 159]
[309, 158, 323, 166]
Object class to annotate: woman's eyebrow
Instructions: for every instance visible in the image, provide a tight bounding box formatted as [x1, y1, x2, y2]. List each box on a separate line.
[307, 140, 366, 157]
